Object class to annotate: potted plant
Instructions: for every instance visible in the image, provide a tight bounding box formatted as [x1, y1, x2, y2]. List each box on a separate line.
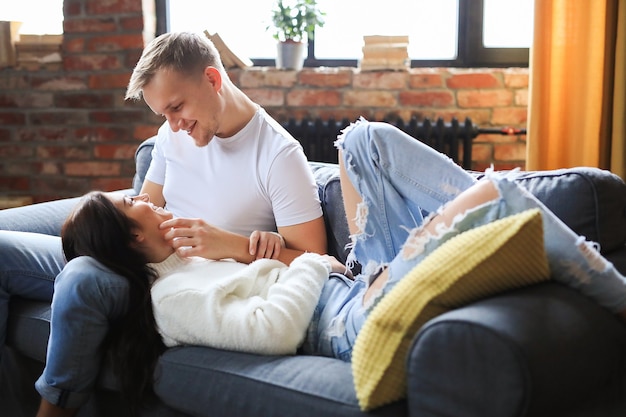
[267, 0, 325, 70]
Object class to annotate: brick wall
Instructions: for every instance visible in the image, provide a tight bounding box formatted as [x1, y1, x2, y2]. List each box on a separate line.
[0, 0, 528, 205]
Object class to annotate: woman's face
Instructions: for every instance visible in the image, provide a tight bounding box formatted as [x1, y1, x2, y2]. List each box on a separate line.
[107, 193, 175, 260]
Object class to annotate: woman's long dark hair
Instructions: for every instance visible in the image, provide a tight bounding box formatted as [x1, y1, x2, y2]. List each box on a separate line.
[61, 191, 165, 413]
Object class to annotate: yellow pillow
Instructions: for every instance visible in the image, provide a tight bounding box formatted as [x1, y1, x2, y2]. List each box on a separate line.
[351, 208, 551, 411]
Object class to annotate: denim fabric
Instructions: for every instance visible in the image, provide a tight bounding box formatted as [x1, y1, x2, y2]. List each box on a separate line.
[0, 230, 130, 408]
[34, 256, 130, 408]
[484, 172, 626, 312]
[309, 120, 477, 361]
[0, 231, 63, 360]
[335, 119, 477, 276]
[310, 119, 626, 361]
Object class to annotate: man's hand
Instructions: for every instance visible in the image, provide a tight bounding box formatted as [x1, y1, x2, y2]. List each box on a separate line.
[160, 217, 249, 261]
[249, 231, 285, 260]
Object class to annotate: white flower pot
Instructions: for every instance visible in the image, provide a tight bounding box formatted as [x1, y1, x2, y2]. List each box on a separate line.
[276, 41, 306, 70]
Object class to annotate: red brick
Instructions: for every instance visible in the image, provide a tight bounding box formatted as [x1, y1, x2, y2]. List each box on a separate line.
[494, 142, 527, 161]
[86, 0, 143, 14]
[2, 161, 42, 175]
[63, 54, 122, 71]
[239, 69, 297, 88]
[87, 35, 144, 52]
[0, 113, 26, 125]
[94, 144, 137, 159]
[30, 76, 88, 91]
[503, 70, 529, 88]
[299, 69, 352, 88]
[0, 74, 29, 90]
[88, 73, 131, 89]
[470, 143, 493, 162]
[0, 145, 34, 158]
[65, 161, 122, 176]
[0, 129, 12, 141]
[92, 177, 134, 191]
[408, 71, 444, 88]
[133, 125, 160, 140]
[30, 111, 88, 125]
[36, 145, 92, 159]
[89, 110, 144, 123]
[515, 89, 528, 106]
[63, 38, 86, 53]
[63, 0, 82, 16]
[353, 72, 407, 89]
[74, 126, 134, 142]
[63, 18, 118, 33]
[446, 72, 501, 89]
[19, 128, 72, 142]
[0, 178, 29, 192]
[120, 16, 145, 31]
[457, 90, 513, 108]
[55, 93, 115, 108]
[244, 89, 285, 107]
[287, 90, 342, 107]
[492, 107, 528, 125]
[399, 91, 454, 107]
[343, 91, 396, 107]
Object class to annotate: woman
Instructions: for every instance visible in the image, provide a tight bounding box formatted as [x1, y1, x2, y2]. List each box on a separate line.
[60, 120, 626, 406]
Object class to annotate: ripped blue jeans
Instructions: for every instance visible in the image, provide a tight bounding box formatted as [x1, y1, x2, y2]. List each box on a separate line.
[305, 119, 626, 362]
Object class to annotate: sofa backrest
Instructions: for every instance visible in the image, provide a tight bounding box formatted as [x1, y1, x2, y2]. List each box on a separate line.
[134, 136, 626, 265]
[133, 136, 353, 263]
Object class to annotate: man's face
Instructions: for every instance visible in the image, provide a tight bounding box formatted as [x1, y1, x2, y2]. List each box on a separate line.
[142, 67, 222, 147]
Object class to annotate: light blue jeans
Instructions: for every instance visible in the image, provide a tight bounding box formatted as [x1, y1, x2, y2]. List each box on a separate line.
[0, 232, 129, 408]
[307, 119, 626, 362]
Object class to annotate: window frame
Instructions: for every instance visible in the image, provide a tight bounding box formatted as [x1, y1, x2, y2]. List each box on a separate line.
[156, 0, 529, 68]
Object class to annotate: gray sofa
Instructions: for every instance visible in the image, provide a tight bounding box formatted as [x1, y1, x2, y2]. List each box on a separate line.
[2, 136, 626, 417]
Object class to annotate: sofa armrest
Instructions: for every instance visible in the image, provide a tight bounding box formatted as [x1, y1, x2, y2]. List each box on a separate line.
[406, 282, 626, 417]
[133, 136, 156, 195]
[0, 197, 82, 237]
[0, 189, 135, 237]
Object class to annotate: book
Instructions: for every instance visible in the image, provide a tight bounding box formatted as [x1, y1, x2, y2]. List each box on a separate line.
[0, 21, 22, 68]
[359, 35, 410, 72]
[204, 31, 253, 69]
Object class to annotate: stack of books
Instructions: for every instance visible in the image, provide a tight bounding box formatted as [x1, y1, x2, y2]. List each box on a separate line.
[204, 31, 253, 69]
[0, 21, 22, 68]
[14, 34, 62, 69]
[359, 35, 410, 72]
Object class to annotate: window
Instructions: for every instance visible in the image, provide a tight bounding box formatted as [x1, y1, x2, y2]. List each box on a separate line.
[1, 0, 63, 35]
[161, 0, 534, 67]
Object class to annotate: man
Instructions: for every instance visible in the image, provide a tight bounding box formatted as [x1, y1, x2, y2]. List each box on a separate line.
[4, 31, 326, 417]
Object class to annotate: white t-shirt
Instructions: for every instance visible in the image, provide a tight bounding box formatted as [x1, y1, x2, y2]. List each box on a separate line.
[145, 107, 323, 236]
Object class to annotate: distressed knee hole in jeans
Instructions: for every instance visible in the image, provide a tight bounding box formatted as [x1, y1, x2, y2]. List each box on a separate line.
[560, 238, 608, 285]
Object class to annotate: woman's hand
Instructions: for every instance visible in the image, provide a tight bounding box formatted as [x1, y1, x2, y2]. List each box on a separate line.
[249, 231, 285, 260]
[323, 254, 353, 279]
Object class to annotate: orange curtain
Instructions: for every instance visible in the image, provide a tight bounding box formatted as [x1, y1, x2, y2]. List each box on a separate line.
[526, 0, 626, 175]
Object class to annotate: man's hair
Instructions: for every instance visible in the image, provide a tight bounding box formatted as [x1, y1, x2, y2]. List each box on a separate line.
[125, 31, 225, 101]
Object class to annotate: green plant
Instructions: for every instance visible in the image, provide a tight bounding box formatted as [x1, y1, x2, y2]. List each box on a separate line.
[268, 0, 325, 43]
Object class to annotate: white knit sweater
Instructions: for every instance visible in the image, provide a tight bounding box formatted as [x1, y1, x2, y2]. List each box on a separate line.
[149, 252, 331, 355]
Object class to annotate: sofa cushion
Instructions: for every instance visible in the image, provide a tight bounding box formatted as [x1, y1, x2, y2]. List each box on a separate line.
[153, 346, 407, 417]
[352, 209, 550, 411]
